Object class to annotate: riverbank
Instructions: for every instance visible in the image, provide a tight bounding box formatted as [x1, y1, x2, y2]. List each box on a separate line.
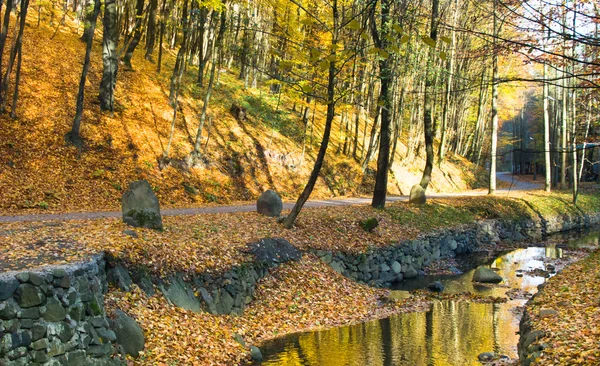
[519, 244, 600, 365]
[1, 191, 599, 364]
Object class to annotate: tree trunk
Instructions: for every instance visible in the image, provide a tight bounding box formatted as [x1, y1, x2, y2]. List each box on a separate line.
[156, 0, 167, 73]
[437, 0, 458, 166]
[488, 0, 499, 195]
[168, 0, 189, 101]
[283, 0, 338, 229]
[81, 0, 96, 42]
[542, 34, 551, 192]
[144, 0, 157, 60]
[99, 0, 118, 112]
[122, 0, 144, 69]
[419, 0, 439, 191]
[191, 7, 226, 158]
[2, 0, 29, 113]
[371, 0, 392, 208]
[69, 0, 100, 144]
[0, 0, 13, 105]
[196, 7, 208, 85]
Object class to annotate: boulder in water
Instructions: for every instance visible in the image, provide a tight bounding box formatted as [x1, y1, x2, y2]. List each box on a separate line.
[427, 281, 445, 292]
[472, 267, 503, 283]
[478, 352, 495, 362]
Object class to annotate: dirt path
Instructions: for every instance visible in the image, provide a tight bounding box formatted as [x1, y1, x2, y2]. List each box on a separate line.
[0, 173, 540, 223]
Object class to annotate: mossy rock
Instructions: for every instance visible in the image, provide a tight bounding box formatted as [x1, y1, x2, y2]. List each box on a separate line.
[359, 218, 379, 232]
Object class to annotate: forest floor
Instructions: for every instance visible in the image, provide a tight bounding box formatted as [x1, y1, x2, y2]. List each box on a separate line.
[524, 248, 600, 365]
[1, 191, 599, 364]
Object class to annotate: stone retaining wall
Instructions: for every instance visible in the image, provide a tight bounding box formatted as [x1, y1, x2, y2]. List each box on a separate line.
[0, 255, 123, 366]
[315, 211, 600, 287]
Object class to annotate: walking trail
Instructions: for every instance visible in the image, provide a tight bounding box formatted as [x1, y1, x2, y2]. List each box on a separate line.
[0, 172, 541, 223]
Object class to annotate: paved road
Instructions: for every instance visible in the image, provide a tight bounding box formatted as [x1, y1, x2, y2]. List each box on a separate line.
[0, 173, 541, 223]
[496, 172, 544, 191]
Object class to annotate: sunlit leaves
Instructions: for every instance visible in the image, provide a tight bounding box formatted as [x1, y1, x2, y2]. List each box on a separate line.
[421, 35, 437, 48]
[346, 19, 361, 30]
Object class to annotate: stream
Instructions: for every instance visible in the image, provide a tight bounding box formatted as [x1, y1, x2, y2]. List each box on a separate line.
[258, 229, 600, 366]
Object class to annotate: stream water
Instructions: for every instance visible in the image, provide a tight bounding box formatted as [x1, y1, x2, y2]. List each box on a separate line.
[258, 229, 600, 366]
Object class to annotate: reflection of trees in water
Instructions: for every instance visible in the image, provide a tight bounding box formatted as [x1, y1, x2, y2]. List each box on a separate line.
[265, 300, 519, 366]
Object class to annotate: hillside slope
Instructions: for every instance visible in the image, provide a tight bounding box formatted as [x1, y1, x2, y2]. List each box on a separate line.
[0, 15, 486, 214]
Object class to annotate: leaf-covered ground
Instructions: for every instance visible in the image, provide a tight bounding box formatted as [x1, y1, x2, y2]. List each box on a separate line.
[2, 193, 598, 274]
[525, 249, 600, 365]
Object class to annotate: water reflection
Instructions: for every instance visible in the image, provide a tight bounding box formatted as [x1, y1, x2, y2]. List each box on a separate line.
[261, 301, 521, 366]
[392, 246, 558, 297]
[259, 229, 599, 366]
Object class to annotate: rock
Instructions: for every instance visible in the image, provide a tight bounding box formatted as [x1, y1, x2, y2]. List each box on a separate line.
[256, 190, 283, 217]
[43, 298, 66, 322]
[233, 333, 246, 347]
[97, 328, 117, 342]
[427, 281, 444, 292]
[359, 218, 379, 232]
[320, 253, 333, 264]
[478, 352, 495, 362]
[47, 322, 74, 343]
[162, 276, 201, 313]
[52, 269, 66, 278]
[248, 238, 302, 264]
[107, 264, 133, 292]
[546, 264, 556, 273]
[230, 103, 247, 121]
[379, 271, 395, 283]
[448, 239, 458, 251]
[403, 265, 418, 279]
[31, 338, 49, 351]
[0, 278, 19, 301]
[199, 288, 217, 314]
[449, 266, 462, 274]
[14, 284, 46, 308]
[60, 350, 87, 366]
[112, 310, 145, 357]
[390, 261, 401, 274]
[31, 323, 46, 341]
[250, 346, 263, 361]
[217, 290, 235, 315]
[409, 184, 426, 205]
[380, 263, 391, 272]
[0, 299, 18, 320]
[122, 229, 138, 238]
[330, 261, 345, 274]
[472, 267, 503, 283]
[121, 180, 163, 230]
[15, 272, 30, 283]
[539, 308, 558, 318]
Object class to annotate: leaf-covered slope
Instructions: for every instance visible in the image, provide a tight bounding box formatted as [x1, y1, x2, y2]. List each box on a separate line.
[0, 14, 484, 214]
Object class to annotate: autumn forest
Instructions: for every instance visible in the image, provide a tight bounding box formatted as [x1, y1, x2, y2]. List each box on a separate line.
[0, 0, 599, 364]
